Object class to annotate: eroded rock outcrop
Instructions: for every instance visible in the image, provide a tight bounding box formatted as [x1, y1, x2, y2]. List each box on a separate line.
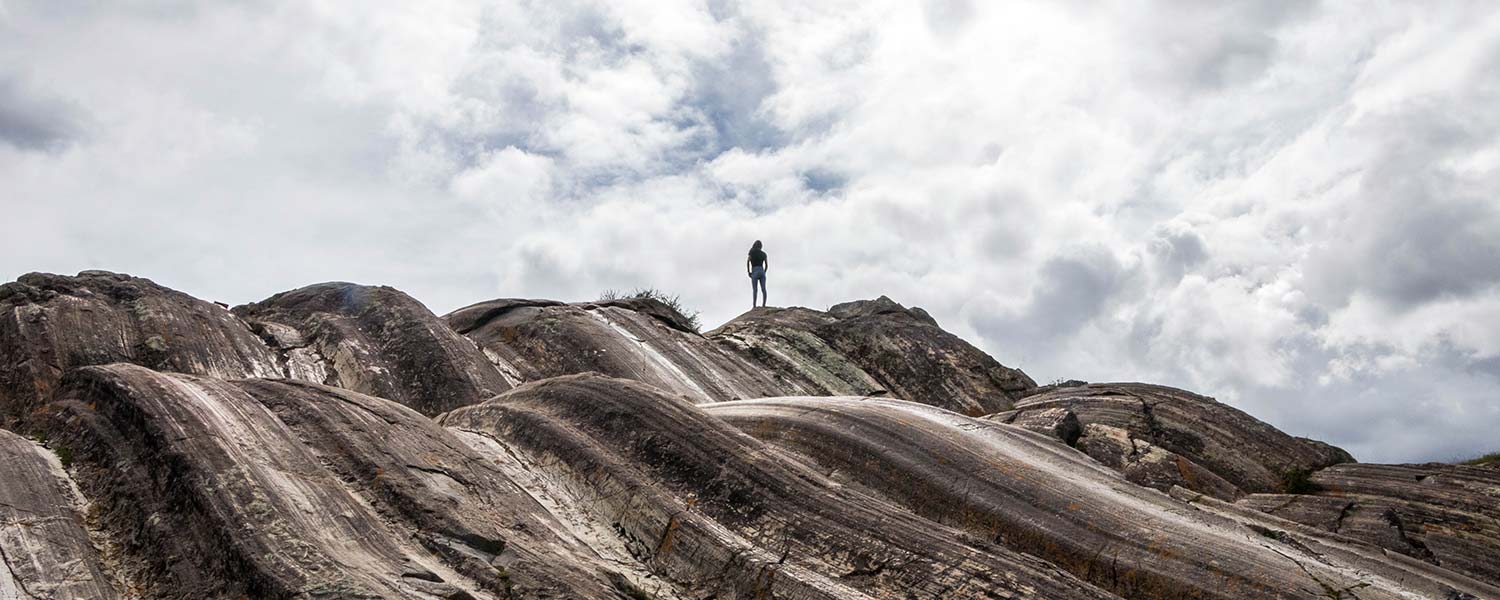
[711, 297, 1035, 415]
[992, 383, 1354, 500]
[234, 282, 512, 416]
[445, 297, 791, 403]
[0, 271, 280, 425]
[1239, 462, 1500, 585]
[706, 396, 1499, 600]
[38, 364, 653, 599]
[0, 429, 118, 599]
[441, 374, 1118, 600]
[4, 270, 1498, 599]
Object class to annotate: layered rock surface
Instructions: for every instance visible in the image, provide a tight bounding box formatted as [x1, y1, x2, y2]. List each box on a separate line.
[1, 270, 1496, 599]
[441, 375, 1116, 600]
[992, 383, 1354, 500]
[0, 271, 281, 425]
[710, 297, 1036, 414]
[0, 429, 118, 599]
[1239, 462, 1500, 585]
[706, 396, 1497, 600]
[234, 282, 512, 416]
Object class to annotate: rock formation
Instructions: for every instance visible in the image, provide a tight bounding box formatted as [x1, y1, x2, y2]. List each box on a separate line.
[234, 282, 511, 416]
[1239, 461, 1500, 585]
[709, 297, 1036, 415]
[0, 270, 1496, 599]
[991, 383, 1355, 500]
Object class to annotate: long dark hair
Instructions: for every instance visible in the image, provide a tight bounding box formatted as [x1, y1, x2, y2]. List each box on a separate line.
[749, 240, 762, 255]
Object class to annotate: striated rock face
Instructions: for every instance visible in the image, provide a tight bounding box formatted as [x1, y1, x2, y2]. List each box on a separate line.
[992, 383, 1354, 500]
[441, 374, 1118, 600]
[0, 271, 280, 425]
[706, 396, 1497, 600]
[3, 270, 1498, 598]
[234, 282, 512, 416]
[445, 297, 791, 403]
[710, 297, 1036, 415]
[1238, 462, 1500, 585]
[38, 363, 653, 599]
[0, 429, 118, 599]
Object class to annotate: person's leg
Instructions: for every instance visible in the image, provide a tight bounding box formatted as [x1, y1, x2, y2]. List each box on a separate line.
[751, 273, 759, 308]
[759, 275, 767, 307]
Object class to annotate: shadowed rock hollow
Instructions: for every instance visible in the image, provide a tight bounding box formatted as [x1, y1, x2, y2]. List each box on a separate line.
[1, 270, 1496, 599]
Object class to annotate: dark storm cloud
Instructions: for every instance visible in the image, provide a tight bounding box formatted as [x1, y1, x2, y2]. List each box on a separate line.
[0, 78, 87, 151]
[1147, 225, 1208, 283]
[971, 247, 1131, 352]
[688, 30, 786, 155]
[1306, 99, 1500, 310]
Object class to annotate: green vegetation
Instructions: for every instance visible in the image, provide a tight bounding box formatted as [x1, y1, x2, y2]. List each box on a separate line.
[598, 288, 702, 332]
[1458, 452, 1500, 466]
[52, 445, 74, 469]
[1278, 467, 1322, 494]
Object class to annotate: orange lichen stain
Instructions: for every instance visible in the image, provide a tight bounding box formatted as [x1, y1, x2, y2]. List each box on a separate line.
[654, 514, 682, 557]
[1066, 502, 1083, 512]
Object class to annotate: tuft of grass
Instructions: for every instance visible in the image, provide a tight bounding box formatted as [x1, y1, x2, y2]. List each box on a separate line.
[1459, 452, 1500, 466]
[52, 445, 74, 469]
[599, 288, 701, 332]
[1279, 467, 1322, 494]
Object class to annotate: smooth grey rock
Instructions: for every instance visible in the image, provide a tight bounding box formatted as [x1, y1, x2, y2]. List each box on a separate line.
[444, 298, 791, 403]
[38, 364, 644, 599]
[233, 282, 512, 416]
[441, 374, 1118, 600]
[0, 271, 280, 426]
[706, 396, 1500, 600]
[0, 429, 119, 599]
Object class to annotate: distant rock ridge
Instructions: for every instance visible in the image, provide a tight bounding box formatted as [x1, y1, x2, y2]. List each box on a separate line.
[0, 270, 1496, 599]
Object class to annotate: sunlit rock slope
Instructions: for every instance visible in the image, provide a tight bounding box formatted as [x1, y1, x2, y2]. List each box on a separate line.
[0, 270, 1495, 599]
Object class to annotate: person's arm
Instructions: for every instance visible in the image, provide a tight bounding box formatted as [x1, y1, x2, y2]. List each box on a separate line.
[764, 256, 769, 273]
[746, 257, 752, 276]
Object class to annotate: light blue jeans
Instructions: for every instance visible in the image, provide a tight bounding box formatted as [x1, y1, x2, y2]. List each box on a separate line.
[750, 266, 766, 307]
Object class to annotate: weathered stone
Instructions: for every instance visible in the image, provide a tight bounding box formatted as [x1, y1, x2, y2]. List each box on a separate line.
[233, 282, 512, 416]
[0, 428, 119, 599]
[706, 396, 1500, 600]
[5, 270, 1498, 598]
[1001, 383, 1354, 498]
[1239, 462, 1500, 584]
[445, 298, 791, 403]
[711, 299, 1035, 415]
[0, 271, 280, 425]
[38, 364, 647, 599]
[441, 374, 1118, 600]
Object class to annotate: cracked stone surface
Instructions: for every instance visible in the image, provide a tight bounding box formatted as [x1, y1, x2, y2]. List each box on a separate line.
[994, 383, 1355, 499]
[234, 282, 513, 416]
[1238, 462, 1500, 585]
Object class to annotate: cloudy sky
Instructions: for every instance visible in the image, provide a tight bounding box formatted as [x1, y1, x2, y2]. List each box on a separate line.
[4, 1, 1499, 463]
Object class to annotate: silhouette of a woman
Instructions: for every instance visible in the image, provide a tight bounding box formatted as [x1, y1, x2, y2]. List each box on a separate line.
[747, 240, 768, 308]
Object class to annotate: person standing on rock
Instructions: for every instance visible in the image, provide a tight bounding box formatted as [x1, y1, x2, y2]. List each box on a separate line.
[747, 240, 768, 308]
